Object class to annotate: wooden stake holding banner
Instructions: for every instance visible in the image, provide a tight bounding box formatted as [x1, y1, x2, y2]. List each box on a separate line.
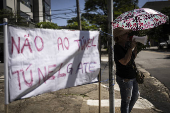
[98, 28, 101, 113]
[3, 18, 9, 113]
[4, 105, 8, 113]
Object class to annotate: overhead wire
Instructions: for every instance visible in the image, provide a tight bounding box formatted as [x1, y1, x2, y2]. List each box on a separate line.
[1, 4, 107, 24]
[2, 2, 105, 22]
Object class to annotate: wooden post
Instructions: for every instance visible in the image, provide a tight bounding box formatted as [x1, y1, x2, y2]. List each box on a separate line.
[4, 105, 8, 113]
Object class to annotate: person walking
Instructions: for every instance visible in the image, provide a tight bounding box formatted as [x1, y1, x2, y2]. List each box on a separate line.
[113, 27, 139, 113]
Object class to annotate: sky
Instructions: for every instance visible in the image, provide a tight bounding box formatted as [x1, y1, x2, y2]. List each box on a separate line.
[51, 0, 168, 26]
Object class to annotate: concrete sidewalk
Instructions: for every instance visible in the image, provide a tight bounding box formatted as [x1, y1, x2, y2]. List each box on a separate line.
[0, 56, 162, 113]
[0, 77, 157, 113]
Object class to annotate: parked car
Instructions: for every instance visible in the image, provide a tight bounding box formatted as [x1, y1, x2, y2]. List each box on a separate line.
[159, 41, 168, 49]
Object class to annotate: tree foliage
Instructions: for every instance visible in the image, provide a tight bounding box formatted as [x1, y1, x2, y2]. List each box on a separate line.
[159, 6, 170, 37]
[0, 9, 28, 31]
[66, 0, 139, 48]
[82, 0, 138, 48]
[83, 0, 138, 24]
[0, 9, 14, 23]
[67, 17, 98, 30]
[146, 7, 170, 43]
[36, 22, 60, 29]
[113, 0, 138, 19]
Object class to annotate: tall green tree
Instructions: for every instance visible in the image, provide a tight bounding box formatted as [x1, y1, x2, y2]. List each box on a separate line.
[146, 7, 170, 44]
[113, 0, 138, 19]
[82, 0, 138, 48]
[83, 0, 138, 26]
[67, 17, 98, 30]
[159, 6, 170, 38]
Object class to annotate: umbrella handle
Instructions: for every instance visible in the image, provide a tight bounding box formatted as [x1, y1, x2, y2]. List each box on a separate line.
[135, 16, 138, 31]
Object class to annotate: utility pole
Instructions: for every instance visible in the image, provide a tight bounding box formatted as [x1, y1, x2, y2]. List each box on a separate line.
[14, 0, 17, 22]
[107, 0, 114, 113]
[76, 0, 82, 30]
[4, 18, 9, 113]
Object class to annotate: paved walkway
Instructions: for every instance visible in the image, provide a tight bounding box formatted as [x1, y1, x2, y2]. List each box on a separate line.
[0, 56, 161, 113]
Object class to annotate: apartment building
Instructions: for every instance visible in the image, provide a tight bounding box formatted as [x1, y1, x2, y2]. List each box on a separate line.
[0, 0, 51, 24]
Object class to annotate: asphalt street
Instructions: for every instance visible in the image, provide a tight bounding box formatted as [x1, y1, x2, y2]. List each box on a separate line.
[135, 47, 170, 91]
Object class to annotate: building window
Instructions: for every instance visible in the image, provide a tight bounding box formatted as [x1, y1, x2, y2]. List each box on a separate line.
[20, 11, 30, 22]
[45, 14, 51, 21]
[44, 2, 50, 12]
[21, 0, 31, 9]
[6, 6, 12, 12]
[43, 1, 51, 21]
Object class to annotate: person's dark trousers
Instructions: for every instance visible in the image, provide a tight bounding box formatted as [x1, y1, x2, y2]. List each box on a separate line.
[116, 75, 139, 113]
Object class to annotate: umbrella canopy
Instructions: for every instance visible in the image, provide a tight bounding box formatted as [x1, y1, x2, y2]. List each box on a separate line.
[112, 8, 169, 31]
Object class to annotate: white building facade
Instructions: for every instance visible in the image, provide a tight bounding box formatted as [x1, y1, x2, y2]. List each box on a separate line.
[0, 0, 51, 62]
[1, 0, 51, 24]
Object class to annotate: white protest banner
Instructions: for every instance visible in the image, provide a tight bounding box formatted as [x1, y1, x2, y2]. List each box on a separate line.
[8, 26, 100, 102]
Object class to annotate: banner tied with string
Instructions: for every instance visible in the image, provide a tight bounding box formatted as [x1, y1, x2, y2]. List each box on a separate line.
[8, 26, 100, 102]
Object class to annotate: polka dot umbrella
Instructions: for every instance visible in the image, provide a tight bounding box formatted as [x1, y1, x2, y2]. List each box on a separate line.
[112, 8, 169, 31]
